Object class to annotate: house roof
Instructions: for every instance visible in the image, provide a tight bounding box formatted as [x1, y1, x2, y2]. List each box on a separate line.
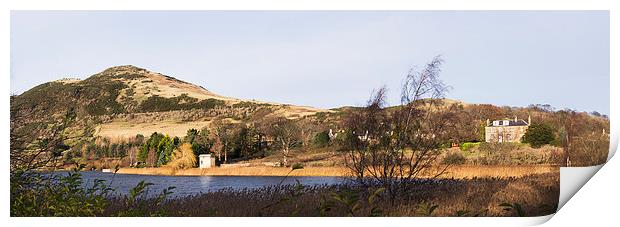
[490, 119, 528, 127]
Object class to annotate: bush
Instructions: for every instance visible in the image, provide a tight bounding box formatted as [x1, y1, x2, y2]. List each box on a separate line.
[442, 152, 466, 165]
[11, 167, 176, 217]
[459, 142, 480, 151]
[10, 169, 112, 216]
[335, 130, 360, 152]
[478, 142, 524, 153]
[138, 95, 224, 112]
[313, 131, 330, 148]
[521, 123, 555, 148]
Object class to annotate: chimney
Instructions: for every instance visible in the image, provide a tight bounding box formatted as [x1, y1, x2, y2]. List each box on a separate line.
[528, 115, 531, 125]
[514, 116, 517, 122]
[486, 119, 490, 126]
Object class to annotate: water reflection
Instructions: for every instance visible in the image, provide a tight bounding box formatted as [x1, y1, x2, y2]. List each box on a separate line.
[198, 176, 214, 188]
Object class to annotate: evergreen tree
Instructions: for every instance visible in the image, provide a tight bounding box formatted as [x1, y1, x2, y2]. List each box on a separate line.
[521, 123, 555, 148]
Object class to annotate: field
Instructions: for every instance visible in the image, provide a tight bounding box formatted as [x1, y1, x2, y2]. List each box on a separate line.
[95, 107, 333, 139]
[96, 119, 213, 138]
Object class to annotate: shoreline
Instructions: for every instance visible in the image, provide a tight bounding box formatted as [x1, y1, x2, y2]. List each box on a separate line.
[113, 165, 559, 178]
[116, 166, 348, 177]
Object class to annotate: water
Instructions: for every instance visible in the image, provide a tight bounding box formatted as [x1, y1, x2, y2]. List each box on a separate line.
[69, 171, 344, 197]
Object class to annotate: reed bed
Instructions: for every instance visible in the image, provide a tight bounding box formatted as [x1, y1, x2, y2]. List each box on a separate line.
[103, 172, 559, 217]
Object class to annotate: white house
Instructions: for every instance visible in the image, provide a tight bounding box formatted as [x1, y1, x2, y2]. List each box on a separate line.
[199, 154, 216, 169]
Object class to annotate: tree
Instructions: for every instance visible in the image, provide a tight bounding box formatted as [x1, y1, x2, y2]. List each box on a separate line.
[334, 129, 360, 152]
[184, 128, 213, 166]
[166, 143, 197, 169]
[139, 132, 163, 164]
[250, 122, 269, 158]
[230, 124, 252, 159]
[313, 131, 331, 147]
[146, 149, 157, 167]
[184, 129, 198, 144]
[156, 135, 178, 166]
[127, 146, 138, 167]
[343, 55, 453, 202]
[552, 110, 609, 166]
[297, 118, 323, 148]
[521, 123, 555, 148]
[265, 117, 301, 166]
[10, 108, 75, 172]
[211, 119, 235, 163]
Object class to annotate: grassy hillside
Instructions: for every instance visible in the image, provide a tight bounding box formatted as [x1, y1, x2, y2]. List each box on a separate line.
[10, 65, 334, 144]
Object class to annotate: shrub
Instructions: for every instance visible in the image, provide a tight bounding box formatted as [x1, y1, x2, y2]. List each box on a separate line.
[335, 130, 360, 152]
[442, 152, 466, 165]
[459, 142, 480, 151]
[231, 101, 271, 108]
[10, 169, 112, 216]
[478, 142, 524, 153]
[138, 95, 224, 112]
[313, 131, 330, 148]
[11, 167, 175, 217]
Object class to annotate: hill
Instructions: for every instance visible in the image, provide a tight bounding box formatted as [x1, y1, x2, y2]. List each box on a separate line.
[11, 65, 335, 142]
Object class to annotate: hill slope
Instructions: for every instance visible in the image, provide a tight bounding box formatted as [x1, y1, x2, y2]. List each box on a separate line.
[11, 65, 334, 141]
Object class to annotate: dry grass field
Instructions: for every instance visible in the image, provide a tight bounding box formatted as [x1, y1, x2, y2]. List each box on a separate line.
[436, 165, 558, 178]
[96, 119, 213, 138]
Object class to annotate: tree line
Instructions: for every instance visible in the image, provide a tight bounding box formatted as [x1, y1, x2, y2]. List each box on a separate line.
[62, 116, 359, 168]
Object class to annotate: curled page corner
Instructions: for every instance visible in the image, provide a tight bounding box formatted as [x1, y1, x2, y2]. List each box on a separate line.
[558, 164, 604, 211]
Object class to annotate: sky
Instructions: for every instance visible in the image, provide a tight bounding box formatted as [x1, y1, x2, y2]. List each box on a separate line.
[10, 11, 610, 114]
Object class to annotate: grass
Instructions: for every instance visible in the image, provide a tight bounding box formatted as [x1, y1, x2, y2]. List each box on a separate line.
[438, 165, 558, 179]
[96, 119, 212, 138]
[443, 144, 563, 165]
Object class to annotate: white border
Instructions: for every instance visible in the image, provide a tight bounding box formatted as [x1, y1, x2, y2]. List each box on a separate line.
[2, 1, 617, 226]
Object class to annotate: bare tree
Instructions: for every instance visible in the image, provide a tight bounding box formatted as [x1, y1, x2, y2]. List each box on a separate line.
[343, 55, 454, 201]
[127, 146, 138, 167]
[211, 119, 235, 163]
[265, 117, 301, 166]
[555, 109, 609, 166]
[10, 105, 75, 172]
[297, 117, 323, 148]
[572, 131, 609, 166]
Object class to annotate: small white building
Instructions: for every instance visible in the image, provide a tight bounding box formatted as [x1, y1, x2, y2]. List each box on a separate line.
[199, 154, 216, 169]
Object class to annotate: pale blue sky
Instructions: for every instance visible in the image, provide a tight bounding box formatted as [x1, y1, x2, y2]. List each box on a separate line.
[10, 11, 609, 114]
